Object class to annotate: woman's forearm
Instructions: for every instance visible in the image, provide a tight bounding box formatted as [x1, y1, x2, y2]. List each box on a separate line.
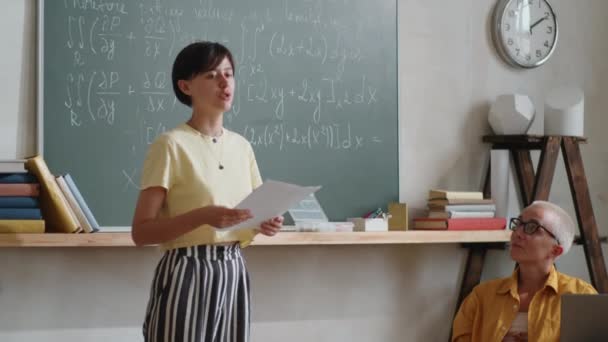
[131, 209, 203, 246]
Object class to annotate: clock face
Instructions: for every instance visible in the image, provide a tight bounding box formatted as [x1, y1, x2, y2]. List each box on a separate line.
[495, 0, 558, 68]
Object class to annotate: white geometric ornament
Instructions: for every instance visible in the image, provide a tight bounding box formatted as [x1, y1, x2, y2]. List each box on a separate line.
[544, 85, 584, 137]
[488, 94, 536, 135]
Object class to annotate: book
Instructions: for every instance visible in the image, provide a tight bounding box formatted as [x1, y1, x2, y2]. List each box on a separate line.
[428, 211, 496, 219]
[413, 217, 506, 230]
[24, 155, 80, 233]
[0, 183, 40, 197]
[64, 174, 100, 232]
[427, 204, 497, 212]
[0, 173, 37, 184]
[0, 196, 40, 208]
[0, 208, 43, 219]
[0, 219, 45, 233]
[427, 198, 495, 206]
[0, 161, 25, 173]
[388, 202, 408, 231]
[56, 175, 94, 233]
[428, 189, 484, 200]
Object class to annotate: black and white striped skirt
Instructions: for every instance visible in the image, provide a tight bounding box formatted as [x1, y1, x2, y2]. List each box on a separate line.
[143, 244, 250, 342]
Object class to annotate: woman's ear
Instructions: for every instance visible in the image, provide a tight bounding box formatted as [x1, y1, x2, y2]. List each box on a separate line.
[552, 245, 564, 258]
[177, 79, 191, 96]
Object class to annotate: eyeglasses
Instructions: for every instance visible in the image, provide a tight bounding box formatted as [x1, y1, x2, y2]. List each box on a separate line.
[509, 217, 560, 245]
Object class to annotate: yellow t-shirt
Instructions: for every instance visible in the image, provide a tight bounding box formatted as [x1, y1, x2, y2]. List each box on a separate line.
[452, 265, 597, 342]
[140, 123, 263, 250]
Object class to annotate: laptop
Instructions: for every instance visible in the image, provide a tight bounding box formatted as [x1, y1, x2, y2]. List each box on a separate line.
[561, 294, 608, 341]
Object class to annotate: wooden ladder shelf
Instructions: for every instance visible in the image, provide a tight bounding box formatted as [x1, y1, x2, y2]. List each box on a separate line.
[455, 135, 608, 322]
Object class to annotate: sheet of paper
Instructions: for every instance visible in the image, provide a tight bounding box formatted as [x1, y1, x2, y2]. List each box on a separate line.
[222, 179, 321, 232]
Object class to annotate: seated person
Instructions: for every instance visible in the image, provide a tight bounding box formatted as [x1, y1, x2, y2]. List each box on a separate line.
[452, 200, 597, 342]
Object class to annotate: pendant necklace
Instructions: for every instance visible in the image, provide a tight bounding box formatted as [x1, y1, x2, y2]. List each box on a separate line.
[187, 121, 225, 170]
[204, 133, 225, 170]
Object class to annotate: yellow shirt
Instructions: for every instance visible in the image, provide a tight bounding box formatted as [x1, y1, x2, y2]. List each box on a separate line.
[140, 123, 263, 250]
[452, 265, 597, 342]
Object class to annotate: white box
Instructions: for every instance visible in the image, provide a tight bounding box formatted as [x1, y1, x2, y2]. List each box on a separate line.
[348, 218, 389, 232]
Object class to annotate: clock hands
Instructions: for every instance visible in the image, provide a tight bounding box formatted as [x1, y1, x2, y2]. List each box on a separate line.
[529, 17, 546, 34]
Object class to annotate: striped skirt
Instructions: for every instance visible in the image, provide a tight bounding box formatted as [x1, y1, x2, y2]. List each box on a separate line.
[143, 244, 250, 342]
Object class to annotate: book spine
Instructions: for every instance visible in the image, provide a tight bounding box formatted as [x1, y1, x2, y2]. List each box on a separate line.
[56, 176, 93, 233]
[448, 211, 496, 218]
[0, 162, 25, 173]
[447, 218, 506, 230]
[0, 196, 40, 208]
[0, 219, 45, 233]
[0, 173, 38, 184]
[428, 211, 449, 219]
[24, 156, 80, 233]
[64, 174, 100, 230]
[443, 204, 497, 212]
[0, 208, 43, 219]
[0, 184, 40, 196]
[412, 218, 447, 230]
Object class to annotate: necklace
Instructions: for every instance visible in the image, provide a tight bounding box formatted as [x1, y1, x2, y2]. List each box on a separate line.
[203, 132, 225, 171]
[185, 121, 226, 170]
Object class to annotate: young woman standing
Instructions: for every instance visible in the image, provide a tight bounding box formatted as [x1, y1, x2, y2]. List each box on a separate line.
[132, 41, 283, 342]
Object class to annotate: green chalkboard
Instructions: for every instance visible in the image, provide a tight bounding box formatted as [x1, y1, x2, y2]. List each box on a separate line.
[42, 0, 398, 227]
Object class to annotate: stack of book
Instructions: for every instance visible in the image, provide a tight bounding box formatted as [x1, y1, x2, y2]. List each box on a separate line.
[0, 171, 45, 233]
[413, 189, 506, 230]
[25, 155, 99, 234]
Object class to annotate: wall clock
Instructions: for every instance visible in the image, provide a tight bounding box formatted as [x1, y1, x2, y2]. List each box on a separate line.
[493, 0, 558, 68]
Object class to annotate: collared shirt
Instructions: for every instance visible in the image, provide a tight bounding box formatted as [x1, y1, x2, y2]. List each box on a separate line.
[140, 124, 263, 250]
[452, 265, 597, 342]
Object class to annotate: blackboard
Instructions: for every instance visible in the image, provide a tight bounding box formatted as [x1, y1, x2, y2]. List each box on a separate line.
[41, 0, 398, 227]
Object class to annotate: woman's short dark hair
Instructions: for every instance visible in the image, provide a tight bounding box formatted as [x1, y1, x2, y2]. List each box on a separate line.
[171, 41, 235, 107]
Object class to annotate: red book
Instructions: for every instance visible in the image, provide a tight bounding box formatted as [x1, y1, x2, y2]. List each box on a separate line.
[0, 183, 40, 196]
[413, 217, 506, 230]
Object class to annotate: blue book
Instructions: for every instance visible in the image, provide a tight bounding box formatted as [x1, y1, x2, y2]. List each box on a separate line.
[0, 196, 39, 208]
[0, 173, 37, 184]
[0, 208, 43, 219]
[64, 174, 100, 232]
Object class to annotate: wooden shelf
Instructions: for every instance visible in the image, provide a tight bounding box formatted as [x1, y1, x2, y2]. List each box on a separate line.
[254, 230, 511, 245]
[0, 230, 511, 247]
[482, 134, 587, 149]
[0, 232, 135, 247]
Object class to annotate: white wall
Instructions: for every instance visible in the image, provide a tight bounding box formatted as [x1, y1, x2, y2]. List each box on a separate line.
[1, 0, 607, 341]
[0, 0, 36, 159]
